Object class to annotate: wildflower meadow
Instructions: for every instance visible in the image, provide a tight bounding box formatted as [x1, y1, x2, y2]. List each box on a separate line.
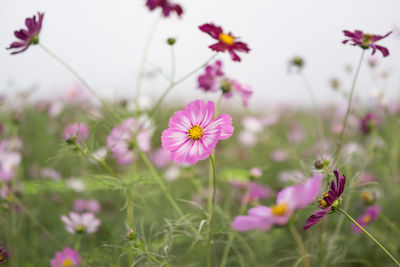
[1, 1, 400, 266]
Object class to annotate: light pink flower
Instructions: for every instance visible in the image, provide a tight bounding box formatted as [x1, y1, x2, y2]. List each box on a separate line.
[352, 205, 381, 234]
[232, 174, 322, 232]
[161, 100, 233, 165]
[40, 168, 61, 181]
[61, 212, 100, 234]
[230, 181, 271, 204]
[150, 148, 172, 168]
[107, 116, 153, 165]
[250, 167, 262, 179]
[63, 123, 89, 143]
[270, 149, 289, 162]
[0, 139, 22, 181]
[73, 199, 101, 213]
[50, 247, 81, 267]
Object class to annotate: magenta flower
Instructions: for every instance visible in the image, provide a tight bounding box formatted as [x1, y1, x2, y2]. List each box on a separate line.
[352, 205, 381, 234]
[107, 116, 153, 165]
[63, 123, 89, 144]
[61, 212, 100, 234]
[199, 23, 250, 62]
[198, 60, 224, 92]
[304, 170, 346, 230]
[7, 12, 44, 55]
[342, 30, 392, 57]
[0, 245, 8, 264]
[360, 112, 377, 135]
[232, 175, 322, 232]
[198, 61, 253, 106]
[50, 247, 81, 267]
[73, 199, 101, 213]
[161, 100, 233, 165]
[146, 0, 183, 17]
[230, 181, 271, 204]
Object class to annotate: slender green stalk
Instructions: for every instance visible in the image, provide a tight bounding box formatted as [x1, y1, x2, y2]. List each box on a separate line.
[134, 15, 161, 100]
[139, 152, 197, 234]
[77, 145, 117, 176]
[150, 53, 218, 116]
[39, 44, 117, 120]
[289, 223, 311, 267]
[380, 213, 400, 237]
[206, 155, 217, 267]
[170, 45, 176, 82]
[334, 50, 365, 159]
[73, 235, 82, 251]
[339, 208, 400, 266]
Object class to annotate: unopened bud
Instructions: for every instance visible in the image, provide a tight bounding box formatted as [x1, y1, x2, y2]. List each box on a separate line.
[167, 37, 176, 46]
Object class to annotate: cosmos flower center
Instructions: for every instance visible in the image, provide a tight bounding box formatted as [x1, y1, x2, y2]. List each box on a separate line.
[362, 214, 372, 224]
[271, 203, 287, 216]
[0, 255, 3, 261]
[75, 224, 86, 233]
[63, 259, 73, 267]
[361, 191, 374, 203]
[219, 33, 234, 45]
[362, 33, 373, 47]
[188, 125, 203, 140]
[318, 192, 330, 209]
[220, 78, 233, 94]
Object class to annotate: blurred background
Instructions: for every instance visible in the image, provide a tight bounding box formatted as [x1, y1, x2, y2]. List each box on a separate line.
[1, 0, 399, 107]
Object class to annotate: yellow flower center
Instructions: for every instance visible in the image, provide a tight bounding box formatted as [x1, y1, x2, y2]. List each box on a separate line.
[362, 33, 373, 48]
[63, 259, 73, 267]
[219, 33, 234, 45]
[318, 192, 330, 209]
[188, 125, 203, 140]
[362, 214, 372, 224]
[75, 224, 86, 233]
[0, 255, 3, 261]
[271, 203, 287, 216]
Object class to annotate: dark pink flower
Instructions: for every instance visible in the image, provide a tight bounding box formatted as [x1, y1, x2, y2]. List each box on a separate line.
[146, 0, 183, 17]
[304, 170, 346, 230]
[360, 112, 377, 135]
[352, 205, 381, 234]
[342, 30, 392, 57]
[0, 245, 8, 264]
[198, 60, 224, 92]
[199, 23, 250, 62]
[7, 12, 44, 55]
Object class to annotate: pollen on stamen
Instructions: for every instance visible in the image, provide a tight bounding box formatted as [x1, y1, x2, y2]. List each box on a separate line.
[219, 33, 234, 45]
[188, 125, 203, 140]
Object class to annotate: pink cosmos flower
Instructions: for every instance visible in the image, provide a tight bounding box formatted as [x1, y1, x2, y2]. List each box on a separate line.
[0, 139, 22, 182]
[304, 170, 346, 230]
[150, 148, 172, 168]
[63, 123, 89, 144]
[198, 60, 224, 92]
[198, 61, 253, 106]
[73, 199, 101, 213]
[146, 0, 183, 17]
[199, 23, 250, 62]
[250, 167, 262, 179]
[352, 205, 381, 234]
[61, 212, 100, 234]
[7, 12, 44, 55]
[50, 247, 81, 267]
[230, 181, 271, 204]
[107, 116, 153, 165]
[161, 100, 233, 165]
[342, 30, 392, 57]
[232, 175, 322, 232]
[270, 149, 289, 162]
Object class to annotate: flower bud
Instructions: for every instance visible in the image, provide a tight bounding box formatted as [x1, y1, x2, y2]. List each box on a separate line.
[167, 37, 176, 46]
[314, 160, 324, 169]
[125, 229, 136, 240]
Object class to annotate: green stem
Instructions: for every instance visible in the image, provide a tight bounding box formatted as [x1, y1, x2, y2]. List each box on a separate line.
[334, 50, 365, 159]
[380, 213, 400, 237]
[134, 15, 161, 101]
[339, 208, 400, 266]
[289, 223, 311, 267]
[170, 45, 176, 82]
[206, 155, 217, 267]
[73, 235, 82, 251]
[150, 53, 218, 116]
[39, 43, 117, 120]
[139, 152, 197, 235]
[77, 145, 117, 176]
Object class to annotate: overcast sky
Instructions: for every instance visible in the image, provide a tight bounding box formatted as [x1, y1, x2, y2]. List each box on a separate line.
[1, 0, 399, 107]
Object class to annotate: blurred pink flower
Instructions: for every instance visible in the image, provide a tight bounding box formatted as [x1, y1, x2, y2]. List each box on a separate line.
[146, 0, 183, 17]
[61, 212, 100, 234]
[360, 112, 378, 135]
[0, 139, 22, 182]
[287, 123, 305, 144]
[232, 174, 323, 232]
[40, 168, 61, 181]
[107, 116, 153, 165]
[343, 30, 392, 57]
[161, 100, 233, 165]
[150, 148, 172, 168]
[352, 205, 381, 234]
[7, 12, 44, 55]
[270, 149, 289, 162]
[63, 123, 89, 144]
[230, 181, 271, 204]
[199, 23, 250, 62]
[50, 247, 81, 267]
[250, 167, 262, 179]
[73, 199, 101, 214]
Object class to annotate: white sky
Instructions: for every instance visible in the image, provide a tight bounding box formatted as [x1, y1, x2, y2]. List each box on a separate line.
[1, 0, 399, 107]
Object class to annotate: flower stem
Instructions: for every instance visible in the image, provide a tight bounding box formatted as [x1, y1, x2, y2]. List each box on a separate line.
[150, 53, 218, 116]
[334, 50, 365, 159]
[38, 43, 117, 120]
[339, 208, 400, 266]
[289, 223, 311, 267]
[134, 15, 161, 101]
[206, 154, 217, 267]
[139, 152, 197, 235]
